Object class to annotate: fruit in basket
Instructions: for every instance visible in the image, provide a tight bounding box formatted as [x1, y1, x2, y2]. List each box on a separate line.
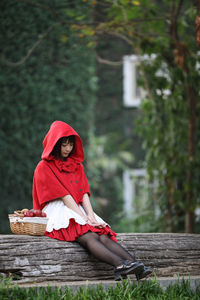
[24, 210, 34, 217]
[29, 209, 41, 217]
[23, 209, 46, 217]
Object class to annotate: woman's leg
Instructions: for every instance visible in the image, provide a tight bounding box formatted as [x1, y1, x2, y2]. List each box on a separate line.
[77, 232, 145, 281]
[99, 235, 135, 261]
[77, 232, 123, 267]
[98, 236, 152, 280]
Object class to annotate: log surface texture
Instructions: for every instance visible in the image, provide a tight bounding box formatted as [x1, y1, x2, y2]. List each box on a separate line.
[1, 233, 200, 284]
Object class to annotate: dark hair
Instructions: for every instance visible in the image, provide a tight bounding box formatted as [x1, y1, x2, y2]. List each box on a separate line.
[51, 135, 75, 159]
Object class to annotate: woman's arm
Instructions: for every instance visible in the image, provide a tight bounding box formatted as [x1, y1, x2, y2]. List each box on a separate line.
[82, 193, 95, 218]
[61, 195, 88, 221]
[82, 193, 106, 227]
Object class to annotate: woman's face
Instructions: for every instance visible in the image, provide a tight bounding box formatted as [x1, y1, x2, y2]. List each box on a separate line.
[60, 139, 74, 159]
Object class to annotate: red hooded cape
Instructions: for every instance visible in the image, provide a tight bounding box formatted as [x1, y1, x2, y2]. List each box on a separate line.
[33, 121, 90, 210]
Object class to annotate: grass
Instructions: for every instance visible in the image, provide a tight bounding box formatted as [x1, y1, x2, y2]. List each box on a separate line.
[0, 277, 200, 300]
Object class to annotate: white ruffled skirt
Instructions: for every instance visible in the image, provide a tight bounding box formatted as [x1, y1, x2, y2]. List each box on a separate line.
[43, 200, 117, 242]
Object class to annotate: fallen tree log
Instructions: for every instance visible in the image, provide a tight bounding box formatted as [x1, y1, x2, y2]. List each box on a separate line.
[1, 233, 200, 284]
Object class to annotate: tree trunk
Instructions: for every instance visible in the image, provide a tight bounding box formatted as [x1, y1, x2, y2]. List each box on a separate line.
[167, 178, 175, 232]
[0, 233, 200, 284]
[185, 80, 196, 233]
[169, 0, 196, 233]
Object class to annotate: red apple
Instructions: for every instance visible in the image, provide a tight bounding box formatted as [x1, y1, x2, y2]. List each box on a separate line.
[41, 212, 47, 217]
[34, 209, 42, 217]
[29, 209, 36, 217]
[24, 211, 31, 217]
[29, 211, 34, 217]
[24, 210, 34, 217]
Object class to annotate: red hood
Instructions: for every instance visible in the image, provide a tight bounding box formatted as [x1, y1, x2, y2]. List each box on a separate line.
[41, 121, 84, 162]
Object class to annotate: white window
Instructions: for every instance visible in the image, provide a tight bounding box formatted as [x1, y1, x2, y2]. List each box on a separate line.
[123, 169, 159, 217]
[123, 169, 147, 215]
[123, 169, 200, 222]
[123, 54, 173, 106]
[123, 55, 145, 107]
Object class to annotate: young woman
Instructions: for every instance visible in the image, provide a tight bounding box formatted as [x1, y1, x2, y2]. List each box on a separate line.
[33, 121, 152, 281]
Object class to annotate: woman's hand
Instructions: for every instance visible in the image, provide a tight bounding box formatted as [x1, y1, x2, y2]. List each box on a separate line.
[82, 194, 107, 228]
[86, 215, 106, 228]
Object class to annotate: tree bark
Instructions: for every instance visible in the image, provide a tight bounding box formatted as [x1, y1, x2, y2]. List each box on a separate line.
[169, 0, 196, 233]
[196, 0, 200, 46]
[185, 81, 196, 233]
[166, 177, 175, 232]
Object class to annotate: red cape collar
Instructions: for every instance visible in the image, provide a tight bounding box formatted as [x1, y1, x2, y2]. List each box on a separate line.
[47, 156, 79, 173]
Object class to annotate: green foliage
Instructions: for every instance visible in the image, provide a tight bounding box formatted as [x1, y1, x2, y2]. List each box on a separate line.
[90, 34, 145, 229]
[115, 207, 160, 234]
[95, 0, 200, 232]
[87, 133, 134, 226]
[0, 0, 97, 233]
[0, 278, 200, 300]
[135, 30, 200, 231]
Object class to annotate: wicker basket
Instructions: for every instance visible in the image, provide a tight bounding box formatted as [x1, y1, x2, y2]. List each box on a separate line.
[8, 214, 48, 236]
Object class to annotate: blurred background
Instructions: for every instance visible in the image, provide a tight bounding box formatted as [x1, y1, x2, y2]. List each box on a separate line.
[1, 0, 200, 234]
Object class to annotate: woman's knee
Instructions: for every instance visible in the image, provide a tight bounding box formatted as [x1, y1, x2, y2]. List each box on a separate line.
[90, 232, 100, 239]
[99, 234, 110, 245]
[77, 231, 99, 247]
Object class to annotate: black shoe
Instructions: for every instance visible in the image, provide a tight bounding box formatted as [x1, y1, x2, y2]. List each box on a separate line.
[136, 266, 152, 280]
[114, 260, 144, 281]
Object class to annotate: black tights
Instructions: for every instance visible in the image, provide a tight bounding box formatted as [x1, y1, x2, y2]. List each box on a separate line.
[77, 232, 135, 267]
